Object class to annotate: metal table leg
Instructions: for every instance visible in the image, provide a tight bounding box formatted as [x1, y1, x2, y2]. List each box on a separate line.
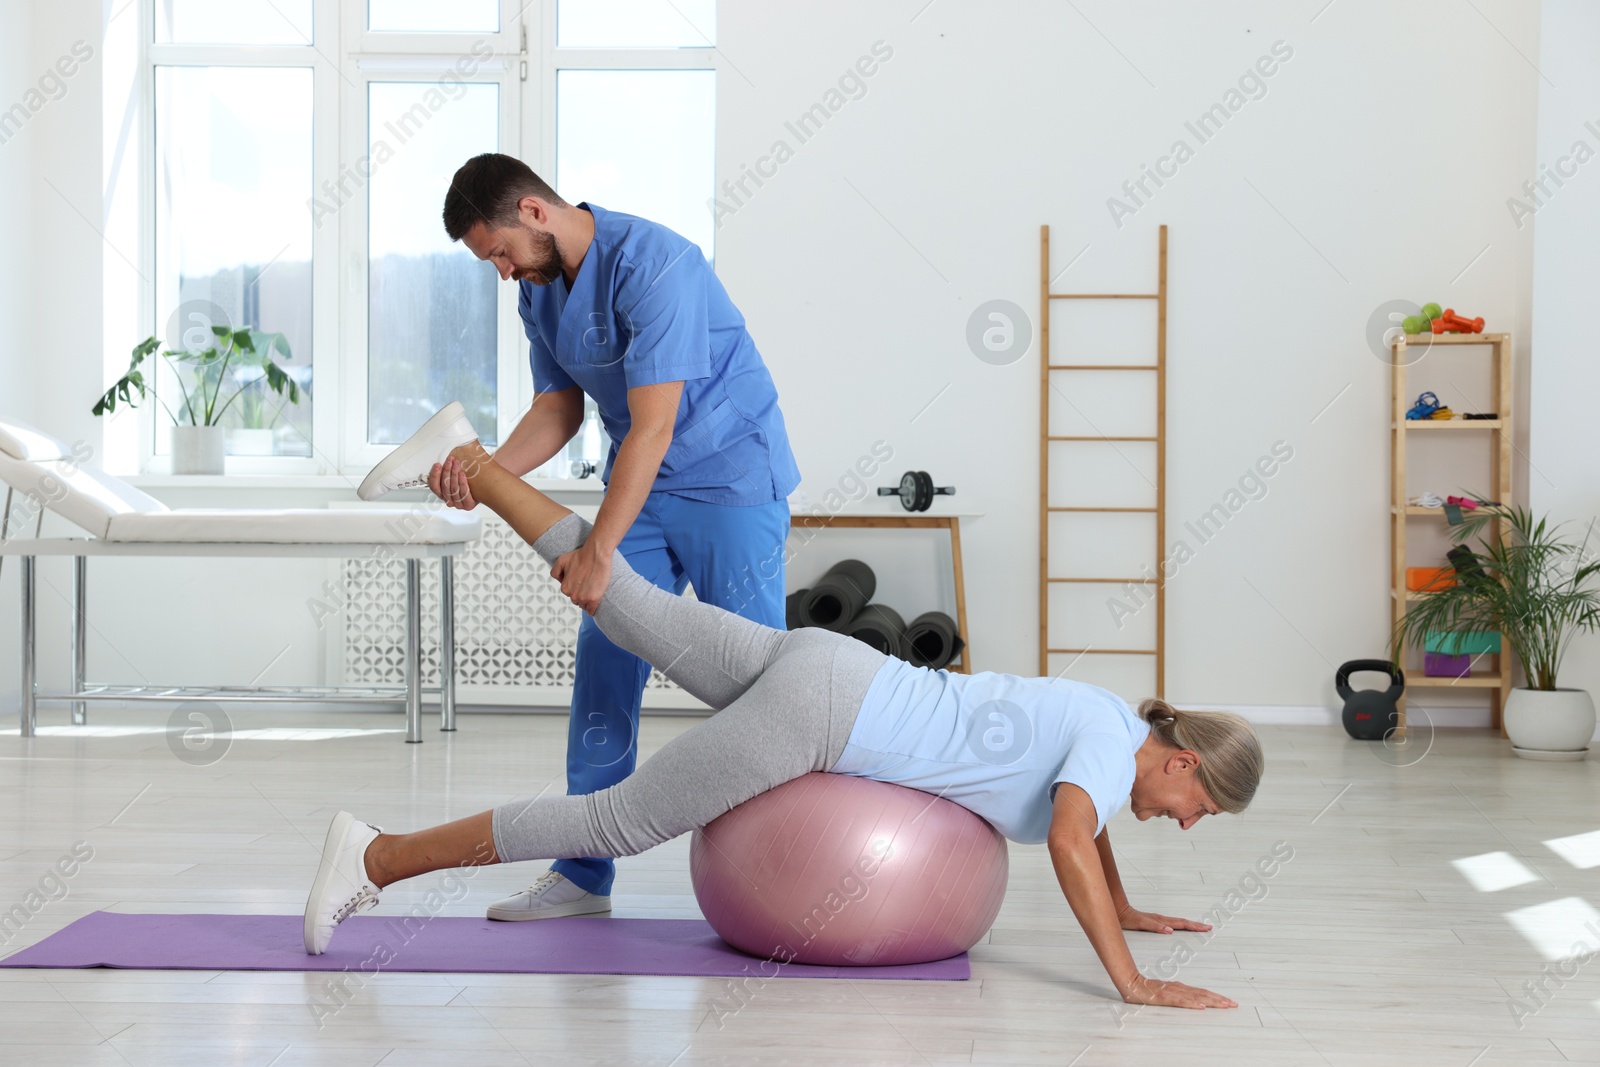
[440, 556, 456, 732]
[405, 558, 422, 743]
[20, 556, 35, 737]
[71, 556, 86, 726]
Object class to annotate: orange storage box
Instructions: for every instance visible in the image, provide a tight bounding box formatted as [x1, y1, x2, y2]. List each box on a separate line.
[1406, 566, 1456, 592]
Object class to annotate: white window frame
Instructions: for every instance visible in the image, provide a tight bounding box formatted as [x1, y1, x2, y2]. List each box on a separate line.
[129, 0, 717, 486]
[139, 0, 340, 476]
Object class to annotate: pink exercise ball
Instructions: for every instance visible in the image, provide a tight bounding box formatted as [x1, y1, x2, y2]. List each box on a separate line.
[689, 772, 1008, 966]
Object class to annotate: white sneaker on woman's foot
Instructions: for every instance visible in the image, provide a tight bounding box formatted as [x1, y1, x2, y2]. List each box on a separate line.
[485, 871, 611, 921]
[303, 810, 383, 954]
[357, 400, 478, 501]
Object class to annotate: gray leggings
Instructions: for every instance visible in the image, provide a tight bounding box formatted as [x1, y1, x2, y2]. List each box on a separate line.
[491, 514, 890, 866]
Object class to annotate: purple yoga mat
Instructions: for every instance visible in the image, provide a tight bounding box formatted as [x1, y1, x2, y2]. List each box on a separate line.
[0, 912, 969, 980]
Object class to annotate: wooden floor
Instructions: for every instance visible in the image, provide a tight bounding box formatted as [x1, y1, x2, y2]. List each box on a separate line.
[0, 708, 1597, 1066]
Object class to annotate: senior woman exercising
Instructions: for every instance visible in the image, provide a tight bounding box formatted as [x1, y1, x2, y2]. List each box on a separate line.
[311, 406, 1263, 1010]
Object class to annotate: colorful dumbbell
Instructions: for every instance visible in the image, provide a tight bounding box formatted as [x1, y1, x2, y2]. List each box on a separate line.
[1442, 309, 1484, 333]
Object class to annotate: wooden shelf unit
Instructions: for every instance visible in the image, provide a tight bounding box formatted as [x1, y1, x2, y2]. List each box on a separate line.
[1388, 331, 1513, 730]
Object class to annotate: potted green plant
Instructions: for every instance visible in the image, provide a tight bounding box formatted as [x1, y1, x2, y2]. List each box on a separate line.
[92, 328, 300, 475]
[1393, 503, 1600, 759]
[230, 378, 281, 456]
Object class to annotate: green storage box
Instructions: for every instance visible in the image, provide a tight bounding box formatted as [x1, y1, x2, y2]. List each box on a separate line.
[1424, 630, 1501, 655]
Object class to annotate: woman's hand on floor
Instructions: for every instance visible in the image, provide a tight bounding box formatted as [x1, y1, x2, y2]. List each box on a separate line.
[1122, 975, 1238, 1009]
[1117, 906, 1213, 935]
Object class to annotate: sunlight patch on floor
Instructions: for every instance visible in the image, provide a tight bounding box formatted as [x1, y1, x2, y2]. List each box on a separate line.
[1543, 829, 1600, 870]
[1451, 851, 1541, 892]
[1504, 897, 1600, 962]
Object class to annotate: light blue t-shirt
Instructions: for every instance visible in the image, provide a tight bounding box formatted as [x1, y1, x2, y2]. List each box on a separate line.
[830, 661, 1152, 843]
[517, 203, 800, 506]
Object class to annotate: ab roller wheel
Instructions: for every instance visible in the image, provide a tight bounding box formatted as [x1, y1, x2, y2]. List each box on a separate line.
[877, 470, 955, 512]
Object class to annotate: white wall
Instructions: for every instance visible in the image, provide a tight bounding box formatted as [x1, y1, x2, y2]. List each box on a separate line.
[0, 0, 107, 715]
[1530, 0, 1600, 705]
[27, 1, 102, 450]
[0, 0, 1559, 720]
[0, 0, 38, 712]
[0, 0, 36, 412]
[716, 0, 1539, 714]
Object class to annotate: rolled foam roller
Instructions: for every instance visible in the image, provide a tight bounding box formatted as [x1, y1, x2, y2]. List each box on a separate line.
[844, 603, 908, 658]
[904, 610, 965, 669]
[798, 559, 876, 631]
[785, 589, 808, 630]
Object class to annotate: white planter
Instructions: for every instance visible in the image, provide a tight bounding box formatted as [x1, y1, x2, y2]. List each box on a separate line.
[171, 424, 226, 475]
[1504, 687, 1595, 760]
[229, 428, 276, 456]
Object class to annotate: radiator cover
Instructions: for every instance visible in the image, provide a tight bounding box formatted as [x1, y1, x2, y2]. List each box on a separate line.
[338, 508, 696, 708]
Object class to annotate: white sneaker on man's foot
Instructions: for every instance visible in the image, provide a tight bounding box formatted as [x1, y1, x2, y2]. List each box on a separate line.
[357, 400, 478, 501]
[303, 810, 383, 954]
[485, 871, 611, 921]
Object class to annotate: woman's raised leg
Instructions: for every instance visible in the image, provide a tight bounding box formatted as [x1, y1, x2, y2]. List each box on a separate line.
[447, 442, 798, 710]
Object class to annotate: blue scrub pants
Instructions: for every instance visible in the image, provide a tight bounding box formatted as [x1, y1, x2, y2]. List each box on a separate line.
[551, 491, 791, 895]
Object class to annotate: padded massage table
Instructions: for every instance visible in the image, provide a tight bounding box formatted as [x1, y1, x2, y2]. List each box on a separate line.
[0, 418, 481, 742]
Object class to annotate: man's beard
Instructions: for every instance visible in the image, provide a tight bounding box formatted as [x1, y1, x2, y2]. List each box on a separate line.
[518, 225, 562, 285]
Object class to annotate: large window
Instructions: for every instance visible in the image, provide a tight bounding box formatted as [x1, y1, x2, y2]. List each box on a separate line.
[556, 70, 716, 260]
[366, 81, 501, 446]
[147, 4, 328, 466]
[368, 1, 499, 34]
[154, 66, 315, 458]
[557, 0, 714, 48]
[138, 0, 716, 479]
[156, 1, 315, 45]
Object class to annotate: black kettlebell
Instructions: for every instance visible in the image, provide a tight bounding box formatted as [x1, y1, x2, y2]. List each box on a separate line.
[1335, 659, 1404, 741]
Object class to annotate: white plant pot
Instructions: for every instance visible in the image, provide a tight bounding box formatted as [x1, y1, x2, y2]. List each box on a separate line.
[171, 424, 226, 475]
[1504, 687, 1595, 760]
[229, 428, 276, 456]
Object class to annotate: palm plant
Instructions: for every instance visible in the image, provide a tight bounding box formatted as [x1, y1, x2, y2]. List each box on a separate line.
[1392, 504, 1600, 690]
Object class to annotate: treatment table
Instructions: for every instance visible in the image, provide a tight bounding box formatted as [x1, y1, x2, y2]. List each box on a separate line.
[0, 418, 480, 743]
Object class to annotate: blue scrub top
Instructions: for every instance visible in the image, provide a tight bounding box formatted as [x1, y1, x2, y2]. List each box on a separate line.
[517, 203, 800, 506]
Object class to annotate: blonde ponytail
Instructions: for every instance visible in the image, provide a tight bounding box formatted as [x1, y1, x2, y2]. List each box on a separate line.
[1137, 699, 1262, 813]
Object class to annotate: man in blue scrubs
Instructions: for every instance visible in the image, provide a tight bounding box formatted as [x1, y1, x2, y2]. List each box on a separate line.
[437, 153, 799, 920]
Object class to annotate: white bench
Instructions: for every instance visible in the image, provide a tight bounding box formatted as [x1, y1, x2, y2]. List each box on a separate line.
[0, 418, 481, 742]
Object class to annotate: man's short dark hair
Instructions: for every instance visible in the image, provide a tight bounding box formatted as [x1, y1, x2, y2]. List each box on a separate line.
[442, 153, 567, 241]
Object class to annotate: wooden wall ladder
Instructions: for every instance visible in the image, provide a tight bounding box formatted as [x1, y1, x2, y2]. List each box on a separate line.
[1038, 224, 1168, 693]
